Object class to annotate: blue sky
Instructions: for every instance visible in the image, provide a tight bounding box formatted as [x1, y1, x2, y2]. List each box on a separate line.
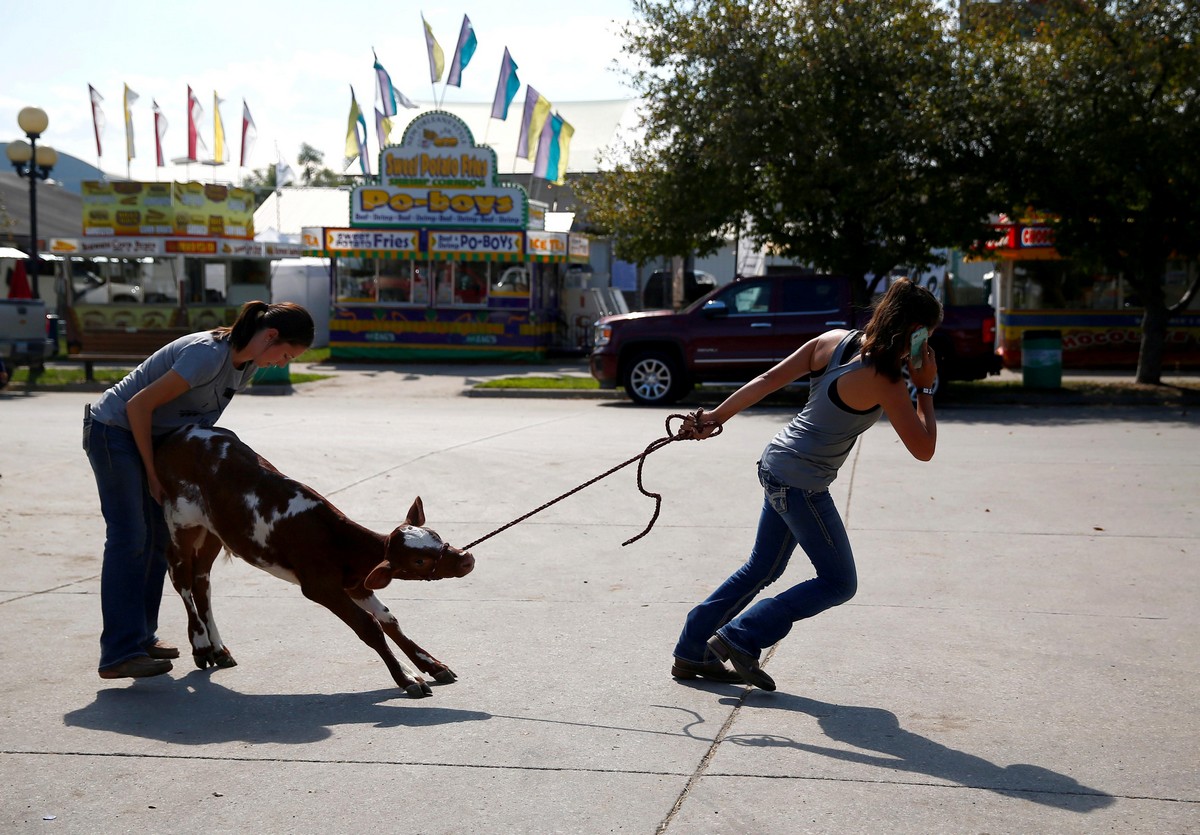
[0, 1, 638, 183]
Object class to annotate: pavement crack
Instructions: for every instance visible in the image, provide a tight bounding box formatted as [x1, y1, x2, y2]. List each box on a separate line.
[655, 645, 780, 835]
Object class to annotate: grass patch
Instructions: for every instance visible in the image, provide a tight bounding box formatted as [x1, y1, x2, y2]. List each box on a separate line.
[475, 375, 600, 390]
[12, 365, 130, 386]
[252, 372, 331, 386]
[296, 346, 330, 364]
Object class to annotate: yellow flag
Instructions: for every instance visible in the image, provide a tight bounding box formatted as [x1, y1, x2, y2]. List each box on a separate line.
[344, 88, 367, 171]
[213, 91, 226, 163]
[123, 84, 139, 162]
[555, 119, 575, 185]
[527, 95, 552, 160]
[423, 14, 445, 82]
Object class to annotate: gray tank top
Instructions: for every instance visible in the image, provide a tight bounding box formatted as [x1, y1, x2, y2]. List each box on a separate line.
[760, 330, 883, 490]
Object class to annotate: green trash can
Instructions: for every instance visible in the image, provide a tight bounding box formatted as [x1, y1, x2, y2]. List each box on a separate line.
[1022, 329, 1062, 389]
[251, 364, 292, 388]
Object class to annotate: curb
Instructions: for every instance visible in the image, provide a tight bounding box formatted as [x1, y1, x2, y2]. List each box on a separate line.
[465, 387, 624, 400]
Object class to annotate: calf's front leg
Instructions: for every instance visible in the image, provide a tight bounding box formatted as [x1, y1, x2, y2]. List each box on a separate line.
[353, 592, 457, 683]
[301, 578, 433, 698]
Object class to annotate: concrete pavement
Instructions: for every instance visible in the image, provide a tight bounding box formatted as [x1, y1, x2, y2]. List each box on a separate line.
[1, 366, 1197, 833]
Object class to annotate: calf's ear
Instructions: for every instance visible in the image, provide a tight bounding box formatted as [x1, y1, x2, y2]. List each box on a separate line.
[364, 560, 394, 590]
[405, 496, 426, 527]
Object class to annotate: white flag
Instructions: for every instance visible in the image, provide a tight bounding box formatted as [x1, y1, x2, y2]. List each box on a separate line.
[275, 161, 296, 188]
[89, 85, 105, 157]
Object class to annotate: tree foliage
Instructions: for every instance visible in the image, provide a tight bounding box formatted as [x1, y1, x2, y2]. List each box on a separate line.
[579, 0, 1001, 296]
[966, 0, 1200, 383]
[240, 143, 350, 208]
[584, 0, 1200, 381]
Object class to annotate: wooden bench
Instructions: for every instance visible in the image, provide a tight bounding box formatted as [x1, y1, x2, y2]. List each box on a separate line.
[66, 328, 192, 381]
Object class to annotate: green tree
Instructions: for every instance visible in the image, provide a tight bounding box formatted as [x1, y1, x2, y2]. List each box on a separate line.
[298, 143, 348, 187]
[239, 164, 279, 208]
[967, 0, 1200, 384]
[580, 0, 996, 303]
[240, 143, 353, 209]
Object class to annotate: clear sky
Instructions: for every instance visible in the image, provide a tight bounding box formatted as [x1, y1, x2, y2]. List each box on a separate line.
[0, 1, 639, 183]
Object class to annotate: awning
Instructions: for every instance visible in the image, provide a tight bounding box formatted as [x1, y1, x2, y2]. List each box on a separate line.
[0, 246, 29, 259]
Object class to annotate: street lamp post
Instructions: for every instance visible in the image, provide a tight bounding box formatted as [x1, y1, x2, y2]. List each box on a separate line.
[6, 107, 57, 300]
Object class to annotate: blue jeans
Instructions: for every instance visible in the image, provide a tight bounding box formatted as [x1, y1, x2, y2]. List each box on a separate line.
[83, 407, 170, 670]
[674, 465, 857, 663]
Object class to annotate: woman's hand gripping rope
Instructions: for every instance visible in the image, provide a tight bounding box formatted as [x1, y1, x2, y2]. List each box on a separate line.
[461, 410, 723, 551]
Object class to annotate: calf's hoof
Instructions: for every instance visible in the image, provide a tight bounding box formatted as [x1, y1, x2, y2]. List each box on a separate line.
[433, 668, 457, 684]
[193, 647, 238, 670]
[404, 680, 434, 698]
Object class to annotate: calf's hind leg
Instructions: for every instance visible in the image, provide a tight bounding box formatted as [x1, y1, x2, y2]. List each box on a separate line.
[354, 592, 457, 683]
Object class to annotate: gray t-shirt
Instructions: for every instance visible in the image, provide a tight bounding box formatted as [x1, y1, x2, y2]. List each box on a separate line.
[89, 332, 258, 435]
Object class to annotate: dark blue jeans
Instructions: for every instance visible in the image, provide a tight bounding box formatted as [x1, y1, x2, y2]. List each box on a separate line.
[674, 465, 858, 663]
[83, 407, 169, 670]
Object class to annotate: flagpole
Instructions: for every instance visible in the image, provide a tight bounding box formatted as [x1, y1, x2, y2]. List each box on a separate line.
[274, 141, 283, 235]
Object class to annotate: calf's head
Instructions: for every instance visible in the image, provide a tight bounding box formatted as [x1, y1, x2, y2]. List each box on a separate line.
[365, 497, 475, 588]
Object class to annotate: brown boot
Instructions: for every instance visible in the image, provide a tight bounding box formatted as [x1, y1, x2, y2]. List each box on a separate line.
[145, 640, 180, 660]
[99, 656, 173, 679]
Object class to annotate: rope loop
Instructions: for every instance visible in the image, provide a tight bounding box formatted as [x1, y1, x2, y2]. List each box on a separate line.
[461, 409, 721, 551]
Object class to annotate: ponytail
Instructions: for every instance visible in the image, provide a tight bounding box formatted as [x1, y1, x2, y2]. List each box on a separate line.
[213, 300, 315, 350]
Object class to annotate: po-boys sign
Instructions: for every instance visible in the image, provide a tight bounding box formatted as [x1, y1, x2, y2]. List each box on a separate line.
[350, 111, 528, 230]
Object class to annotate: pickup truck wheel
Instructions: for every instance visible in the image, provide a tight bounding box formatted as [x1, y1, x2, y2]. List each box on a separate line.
[624, 352, 690, 405]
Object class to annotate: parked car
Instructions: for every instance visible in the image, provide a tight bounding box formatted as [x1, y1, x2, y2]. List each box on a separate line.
[641, 269, 718, 309]
[590, 273, 1000, 405]
[72, 273, 142, 304]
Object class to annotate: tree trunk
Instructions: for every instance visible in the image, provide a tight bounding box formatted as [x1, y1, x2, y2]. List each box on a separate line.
[1136, 299, 1168, 385]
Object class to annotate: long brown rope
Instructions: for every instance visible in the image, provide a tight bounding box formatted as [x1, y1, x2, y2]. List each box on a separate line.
[462, 410, 722, 550]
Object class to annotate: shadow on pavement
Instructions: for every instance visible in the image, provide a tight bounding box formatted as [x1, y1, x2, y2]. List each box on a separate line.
[64, 670, 491, 746]
[720, 694, 1115, 813]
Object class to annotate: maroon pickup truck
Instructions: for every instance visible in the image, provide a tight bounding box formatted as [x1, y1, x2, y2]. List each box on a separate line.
[589, 273, 1001, 405]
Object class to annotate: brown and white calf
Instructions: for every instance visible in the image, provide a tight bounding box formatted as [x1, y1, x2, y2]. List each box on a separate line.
[155, 425, 475, 698]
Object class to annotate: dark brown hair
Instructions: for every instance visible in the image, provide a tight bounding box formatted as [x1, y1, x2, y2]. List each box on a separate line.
[860, 279, 943, 382]
[213, 301, 315, 351]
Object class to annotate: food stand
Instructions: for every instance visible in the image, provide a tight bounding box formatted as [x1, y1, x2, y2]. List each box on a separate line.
[301, 111, 590, 361]
[53, 181, 303, 358]
[983, 215, 1200, 369]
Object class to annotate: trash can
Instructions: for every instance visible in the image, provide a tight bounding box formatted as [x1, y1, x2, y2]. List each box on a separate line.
[251, 364, 292, 392]
[1022, 329, 1062, 389]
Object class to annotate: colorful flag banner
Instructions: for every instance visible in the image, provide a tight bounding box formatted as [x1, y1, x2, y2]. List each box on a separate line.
[123, 84, 138, 162]
[446, 14, 477, 88]
[187, 86, 208, 162]
[275, 160, 296, 188]
[375, 107, 394, 152]
[534, 113, 563, 179]
[491, 48, 520, 121]
[241, 101, 257, 167]
[344, 86, 370, 175]
[88, 85, 105, 158]
[212, 92, 227, 164]
[518, 87, 552, 160]
[422, 14, 445, 83]
[374, 52, 417, 116]
[152, 99, 167, 167]
[553, 117, 574, 185]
